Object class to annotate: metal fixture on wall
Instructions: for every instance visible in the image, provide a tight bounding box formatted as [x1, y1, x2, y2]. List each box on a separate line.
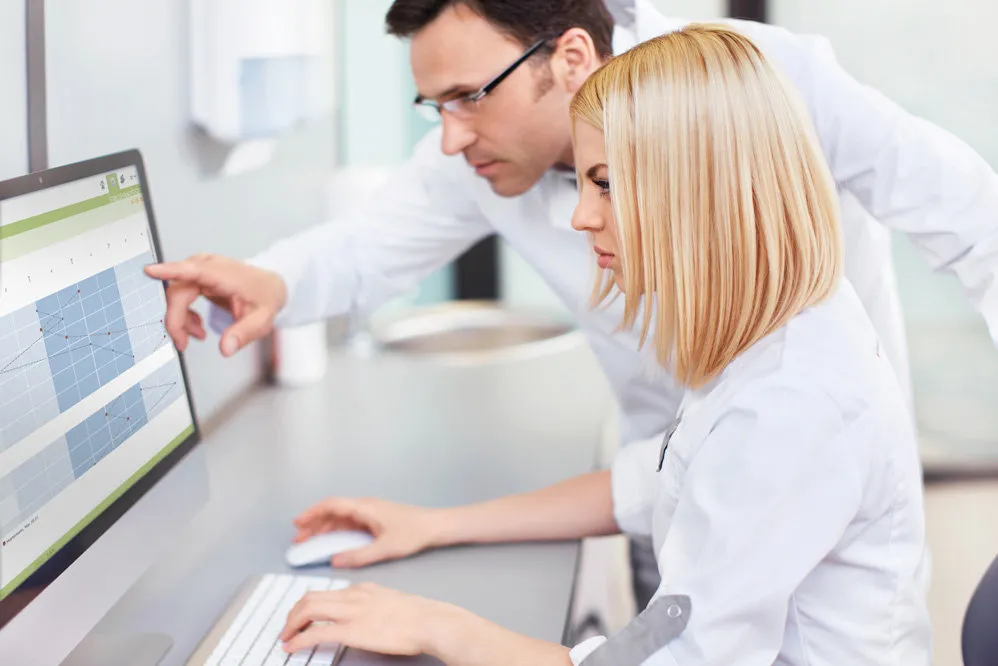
[26, 0, 47, 172]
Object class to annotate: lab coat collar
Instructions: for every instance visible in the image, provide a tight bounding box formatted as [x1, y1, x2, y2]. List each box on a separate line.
[610, 0, 688, 55]
[677, 317, 789, 418]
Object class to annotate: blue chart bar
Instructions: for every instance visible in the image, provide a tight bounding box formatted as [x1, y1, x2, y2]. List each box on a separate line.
[37, 267, 136, 413]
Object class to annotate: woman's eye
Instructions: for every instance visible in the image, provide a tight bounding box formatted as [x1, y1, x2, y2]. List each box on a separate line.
[593, 179, 611, 199]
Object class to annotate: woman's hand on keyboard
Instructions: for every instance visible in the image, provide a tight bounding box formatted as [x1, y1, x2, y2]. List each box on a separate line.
[280, 582, 572, 665]
[292, 497, 447, 568]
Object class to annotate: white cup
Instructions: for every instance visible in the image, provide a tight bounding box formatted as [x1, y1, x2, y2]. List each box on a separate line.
[271, 322, 328, 386]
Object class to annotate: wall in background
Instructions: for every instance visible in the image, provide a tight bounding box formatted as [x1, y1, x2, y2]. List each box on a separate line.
[38, 0, 339, 420]
[338, 0, 452, 308]
[0, 3, 27, 181]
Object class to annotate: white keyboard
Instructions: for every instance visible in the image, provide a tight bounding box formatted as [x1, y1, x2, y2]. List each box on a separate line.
[204, 574, 350, 666]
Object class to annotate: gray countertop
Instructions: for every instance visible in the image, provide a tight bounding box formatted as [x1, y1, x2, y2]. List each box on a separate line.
[88, 337, 615, 665]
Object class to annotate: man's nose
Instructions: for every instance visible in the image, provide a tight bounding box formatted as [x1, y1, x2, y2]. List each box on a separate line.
[440, 112, 476, 156]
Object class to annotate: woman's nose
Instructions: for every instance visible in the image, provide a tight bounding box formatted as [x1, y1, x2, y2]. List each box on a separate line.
[571, 201, 603, 233]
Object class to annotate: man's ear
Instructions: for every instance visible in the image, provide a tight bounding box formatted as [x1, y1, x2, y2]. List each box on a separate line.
[549, 28, 604, 93]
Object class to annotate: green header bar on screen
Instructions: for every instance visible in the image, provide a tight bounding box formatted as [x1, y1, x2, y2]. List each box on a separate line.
[0, 184, 142, 241]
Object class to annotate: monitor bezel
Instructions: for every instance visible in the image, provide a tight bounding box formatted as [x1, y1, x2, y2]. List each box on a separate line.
[0, 149, 202, 629]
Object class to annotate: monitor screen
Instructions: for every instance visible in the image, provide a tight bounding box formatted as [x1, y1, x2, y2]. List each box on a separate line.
[0, 161, 196, 613]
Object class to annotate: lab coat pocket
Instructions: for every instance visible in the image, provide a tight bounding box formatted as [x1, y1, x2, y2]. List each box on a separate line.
[653, 425, 692, 538]
[652, 416, 713, 552]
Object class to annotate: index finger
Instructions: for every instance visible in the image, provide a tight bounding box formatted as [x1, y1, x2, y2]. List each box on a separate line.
[293, 498, 359, 526]
[162, 282, 202, 351]
[145, 260, 206, 284]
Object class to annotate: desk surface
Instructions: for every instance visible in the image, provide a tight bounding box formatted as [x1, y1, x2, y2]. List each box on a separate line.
[89, 339, 614, 665]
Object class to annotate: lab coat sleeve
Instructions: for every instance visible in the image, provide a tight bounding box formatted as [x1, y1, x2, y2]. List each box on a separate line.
[760, 23, 998, 343]
[248, 127, 492, 327]
[576, 384, 868, 666]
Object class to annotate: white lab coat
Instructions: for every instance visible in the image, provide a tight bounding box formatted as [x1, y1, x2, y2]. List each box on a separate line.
[569, 284, 931, 665]
[250, 1, 998, 447]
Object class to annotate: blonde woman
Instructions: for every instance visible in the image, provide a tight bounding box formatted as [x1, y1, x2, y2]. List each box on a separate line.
[278, 25, 931, 665]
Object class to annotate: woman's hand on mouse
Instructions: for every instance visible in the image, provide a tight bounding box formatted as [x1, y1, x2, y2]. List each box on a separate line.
[292, 497, 447, 568]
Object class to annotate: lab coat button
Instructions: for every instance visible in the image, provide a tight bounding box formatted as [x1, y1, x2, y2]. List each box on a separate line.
[667, 604, 682, 618]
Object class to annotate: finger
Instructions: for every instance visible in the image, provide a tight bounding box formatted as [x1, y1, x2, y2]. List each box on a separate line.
[220, 307, 273, 357]
[282, 623, 348, 655]
[292, 529, 316, 544]
[145, 260, 205, 283]
[333, 541, 392, 569]
[162, 284, 202, 352]
[281, 594, 353, 641]
[292, 523, 336, 543]
[293, 498, 361, 526]
[231, 297, 246, 321]
[184, 309, 206, 340]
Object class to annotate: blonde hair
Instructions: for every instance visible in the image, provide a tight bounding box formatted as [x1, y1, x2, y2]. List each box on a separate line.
[570, 24, 843, 388]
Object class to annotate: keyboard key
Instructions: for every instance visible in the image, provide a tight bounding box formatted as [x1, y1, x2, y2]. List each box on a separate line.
[287, 650, 314, 665]
[266, 644, 292, 665]
[309, 644, 341, 665]
[263, 651, 289, 666]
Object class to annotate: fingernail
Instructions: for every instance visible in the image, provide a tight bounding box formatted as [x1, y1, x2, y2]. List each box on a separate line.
[222, 336, 239, 356]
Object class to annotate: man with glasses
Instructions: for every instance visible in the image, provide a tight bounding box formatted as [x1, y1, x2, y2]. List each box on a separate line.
[148, 0, 998, 611]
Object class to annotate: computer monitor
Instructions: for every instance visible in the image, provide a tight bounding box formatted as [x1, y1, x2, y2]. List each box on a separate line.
[0, 151, 207, 665]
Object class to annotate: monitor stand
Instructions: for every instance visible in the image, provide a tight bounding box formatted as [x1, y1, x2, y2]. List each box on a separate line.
[62, 632, 173, 666]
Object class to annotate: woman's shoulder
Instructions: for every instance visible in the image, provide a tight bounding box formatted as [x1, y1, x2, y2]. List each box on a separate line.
[702, 282, 905, 431]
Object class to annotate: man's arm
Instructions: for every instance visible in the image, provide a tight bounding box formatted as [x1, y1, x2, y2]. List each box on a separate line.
[748, 21, 998, 341]
[251, 126, 493, 329]
[149, 127, 493, 355]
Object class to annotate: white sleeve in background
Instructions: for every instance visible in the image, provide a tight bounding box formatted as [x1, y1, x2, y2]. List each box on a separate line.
[576, 386, 868, 666]
[743, 21, 998, 344]
[249, 127, 492, 327]
[610, 434, 665, 537]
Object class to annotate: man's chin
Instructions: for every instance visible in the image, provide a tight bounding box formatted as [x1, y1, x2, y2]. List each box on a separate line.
[482, 172, 539, 198]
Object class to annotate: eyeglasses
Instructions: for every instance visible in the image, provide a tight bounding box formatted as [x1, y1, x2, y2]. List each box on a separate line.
[413, 39, 547, 123]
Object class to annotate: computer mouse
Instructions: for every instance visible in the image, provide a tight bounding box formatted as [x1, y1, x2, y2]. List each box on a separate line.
[285, 530, 375, 568]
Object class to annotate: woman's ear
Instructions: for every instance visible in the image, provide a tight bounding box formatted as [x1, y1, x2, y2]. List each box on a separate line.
[550, 28, 604, 94]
